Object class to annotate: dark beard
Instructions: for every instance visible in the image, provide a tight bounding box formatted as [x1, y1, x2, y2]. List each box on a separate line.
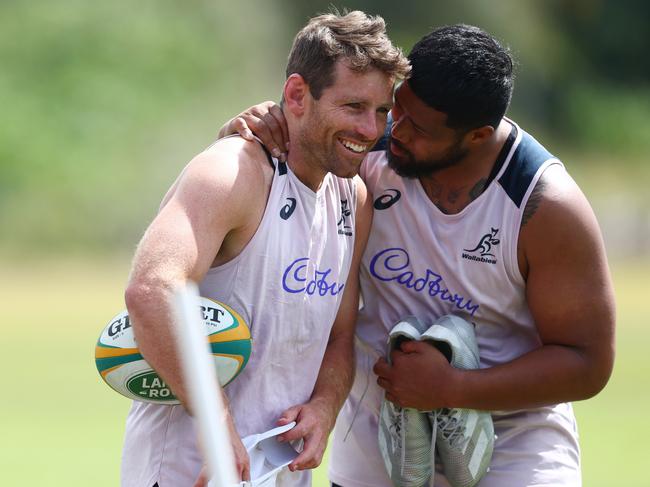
[386, 138, 468, 179]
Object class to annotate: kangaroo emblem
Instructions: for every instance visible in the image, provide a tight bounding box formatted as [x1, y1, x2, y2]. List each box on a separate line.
[337, 199, 353, 236]
[464, 228, 500, 257]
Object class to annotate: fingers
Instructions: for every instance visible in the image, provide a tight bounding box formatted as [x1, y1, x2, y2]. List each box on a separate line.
[241, 458, 250, 482]
[216, 102, 289, 161]
[251, 113, 289, 162]
[231, 117, 254, 141]
[219, 102, 286, 161]
[279, 420, 309, 443]
[373, 357, 390, 377]
[402, 339, 441, 353]
[289, 448, 323, 471]
[239, 445, 250, 481]
[376, 374, 402, 407]
[279, 418, 310, 443]
[400, 340, 424, 353]
[268, 103, 290, 152]
[277, 404, 301, 426]
[217, 116, 254, 141]
[401, 340, 447, 366]
[289, 432, 325, 471]
[375, 358, 396, 397]
[259, 113, 284, 157]
[233, 446, 251, 482]
[276, 405, 303, 442]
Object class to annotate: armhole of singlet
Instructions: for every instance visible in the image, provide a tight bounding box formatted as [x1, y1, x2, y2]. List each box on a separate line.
[496, 128, 558, 285]
[251, 138, 276, 171]
[484, 122, 518, 188]
[510, 156, 563, 285]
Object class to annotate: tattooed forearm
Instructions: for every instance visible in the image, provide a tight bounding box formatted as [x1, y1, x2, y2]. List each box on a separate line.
[522, 177, 546, 226]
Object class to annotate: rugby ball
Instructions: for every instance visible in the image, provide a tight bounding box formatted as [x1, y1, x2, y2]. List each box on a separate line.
[95, 296, 251, 404]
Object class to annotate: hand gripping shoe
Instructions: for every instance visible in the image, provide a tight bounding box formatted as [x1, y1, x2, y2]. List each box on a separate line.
[421, 315, 494, 487]
[378, 316, 434, 487]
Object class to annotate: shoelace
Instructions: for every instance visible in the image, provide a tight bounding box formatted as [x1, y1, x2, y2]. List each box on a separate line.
[436, 408, 468, 448]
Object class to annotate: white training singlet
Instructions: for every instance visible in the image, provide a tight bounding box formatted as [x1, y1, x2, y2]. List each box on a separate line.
[329, 120, 582, 487]
[121, 151, 357, 487]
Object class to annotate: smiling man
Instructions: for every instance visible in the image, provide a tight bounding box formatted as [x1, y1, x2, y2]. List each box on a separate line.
[220, 24, 615, 487]
[119, 11, 409, 487]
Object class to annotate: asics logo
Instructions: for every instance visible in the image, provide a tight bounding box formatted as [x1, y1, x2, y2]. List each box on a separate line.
[280, 197, 297, 220]
[373, 189, 401, 210]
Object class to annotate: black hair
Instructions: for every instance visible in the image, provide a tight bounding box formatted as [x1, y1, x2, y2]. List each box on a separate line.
[407, 24, 514, 131]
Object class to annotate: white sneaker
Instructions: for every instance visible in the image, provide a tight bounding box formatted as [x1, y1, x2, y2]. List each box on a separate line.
[378, 317, 434, 487]
[421, 315, 494, 487]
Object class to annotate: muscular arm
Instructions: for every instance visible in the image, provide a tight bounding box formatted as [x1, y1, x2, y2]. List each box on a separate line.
[377, 165, 616, 411]
[124, 138, 271, 480]
[125, 139, 269, 405]
[469, 165, 615, 407]
[278, 177, 373, 470]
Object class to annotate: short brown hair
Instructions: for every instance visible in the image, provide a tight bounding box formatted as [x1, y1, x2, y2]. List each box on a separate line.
[286, 10, 411, 99]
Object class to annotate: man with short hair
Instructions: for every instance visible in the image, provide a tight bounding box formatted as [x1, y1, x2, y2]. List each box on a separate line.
[221, 23, 615, 487]
[120, 11, 409, 487]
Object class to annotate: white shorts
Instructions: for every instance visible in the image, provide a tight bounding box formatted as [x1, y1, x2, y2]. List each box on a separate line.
[328, 341, 582, 487]
[121, 401, 311, 487]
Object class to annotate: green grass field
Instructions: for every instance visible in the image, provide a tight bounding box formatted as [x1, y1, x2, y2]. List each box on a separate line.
[1, 255, 647, 486]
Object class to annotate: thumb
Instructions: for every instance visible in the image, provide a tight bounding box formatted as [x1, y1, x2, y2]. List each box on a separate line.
[399, 339, 422, 353]
[277, 405, 301, 426]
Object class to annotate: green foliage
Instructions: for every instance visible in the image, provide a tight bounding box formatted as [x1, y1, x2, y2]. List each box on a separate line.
[562, 83, 650, 156]
[0, 0, 285, 252]
[1, 0, 648, 252]
[549, 0, 650, 84]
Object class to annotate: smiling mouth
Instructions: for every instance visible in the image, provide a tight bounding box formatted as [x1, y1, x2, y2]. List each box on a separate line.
[339, 138, 369, 154]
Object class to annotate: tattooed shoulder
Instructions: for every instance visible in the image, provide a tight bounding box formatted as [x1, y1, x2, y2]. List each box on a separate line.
[469, 178, 487, 201]
[522, 176, 547, 226]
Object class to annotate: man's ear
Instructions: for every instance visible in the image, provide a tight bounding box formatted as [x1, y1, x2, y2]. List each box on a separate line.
[283, 74, 309, 116]
[465, 125, 495, 147]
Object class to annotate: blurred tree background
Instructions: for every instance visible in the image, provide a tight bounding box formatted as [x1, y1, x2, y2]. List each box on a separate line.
[1, 0, 649, 258]
[1, 2, 649, 486]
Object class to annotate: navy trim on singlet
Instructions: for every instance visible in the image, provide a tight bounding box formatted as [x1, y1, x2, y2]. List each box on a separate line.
[259, 143, 275, 169]
[498, 130, 554, 208]
[370, 112, 393, 153]
[484, 123, 517, 189]
[278, 161, 288, 175]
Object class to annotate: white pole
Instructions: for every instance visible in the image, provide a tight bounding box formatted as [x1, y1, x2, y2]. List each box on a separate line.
[173, 282, 239, 487]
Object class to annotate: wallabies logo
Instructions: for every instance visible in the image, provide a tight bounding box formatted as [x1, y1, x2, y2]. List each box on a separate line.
[462, 228, 500, 264]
